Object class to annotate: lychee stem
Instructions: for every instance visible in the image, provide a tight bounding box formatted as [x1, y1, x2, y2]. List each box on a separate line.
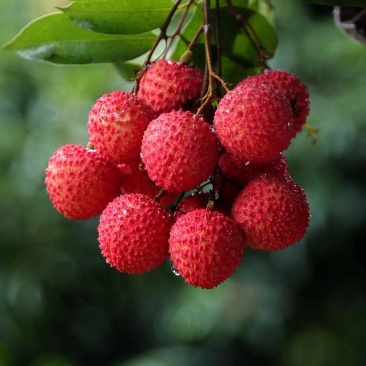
[225, 0, 269, 72]
[163, 0, 195, 59]
[214, 1, 223, 82]
[206, 199, 215, 210]
[154, 188, 166, 202]
[303, 122, 319, 143]
[186, 24, 204, 54]
[197, 0, 230, 115]
[132, 0, 187, 95]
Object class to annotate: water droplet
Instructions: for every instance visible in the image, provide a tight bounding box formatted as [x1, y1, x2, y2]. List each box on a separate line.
[171, 266, 180, 277]
[138, 162, 146, 171]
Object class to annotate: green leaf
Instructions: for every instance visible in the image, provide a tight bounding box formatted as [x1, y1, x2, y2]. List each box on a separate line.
[2, 13, 157, 64]
[60, 0, 179, 35]
[301, 0, 366, 5]
[171, 5, 277, 84]
[218, 7, 278, 64]
[170, 6, 205, 67]
[113, 62, 141, 79]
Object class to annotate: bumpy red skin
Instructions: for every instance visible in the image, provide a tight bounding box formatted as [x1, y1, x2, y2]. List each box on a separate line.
[141, 110, 219, 193]
[231, 176, 310, 251]
[137, 59, 204, 115]
[240, 70, 310, 137]
[169, 209, 246, 289]
[98, 193, 172, 274]
[214, 83, 294, 163]
[45, 144, 123, 220]
[219, 152, 289, 186]
[88, 91, 155, 165]
[118, 163, 177, 206]
[174, 193, 228, 220]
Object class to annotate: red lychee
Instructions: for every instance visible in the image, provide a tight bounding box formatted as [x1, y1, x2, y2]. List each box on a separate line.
[240, 70, 310, 137]
[88, 91, 155, 165]
[118, 163, 178, 206]
[169, 209, 246, 289]
[174, 193, 228, 220]
[137, 59, 204, 114]
[98, 193, 172, 274]
[45, 144, 123, 220]
[219, 152, 289, 186]
[214, 83, 294, 163]
[231, 176, 310, 251]
[141, 110, 219, 193]
[218, 181, 242, 213]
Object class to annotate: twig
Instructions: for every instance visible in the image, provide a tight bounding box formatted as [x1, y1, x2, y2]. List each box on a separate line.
[225, 0, 269, 71]
[197, 0, 230, 115]
[132, 0, 185, 95]
[163, 0, 195, 58]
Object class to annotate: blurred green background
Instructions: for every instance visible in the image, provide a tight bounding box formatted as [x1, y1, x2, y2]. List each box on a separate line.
[1, 1, 366, 365]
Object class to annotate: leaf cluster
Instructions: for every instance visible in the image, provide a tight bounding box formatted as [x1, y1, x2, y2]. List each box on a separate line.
[3, 0, 366, 91]
[1, 0, 279, 84]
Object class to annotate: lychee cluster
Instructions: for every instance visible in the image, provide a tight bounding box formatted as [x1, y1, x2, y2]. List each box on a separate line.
[44, 59, 311, 289]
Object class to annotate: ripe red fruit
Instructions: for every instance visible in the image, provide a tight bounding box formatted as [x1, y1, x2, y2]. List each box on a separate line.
[169, 209, 246, 289]
[118, 163, 177, 206]
[173, 193, 228, 220]
[45, 144, 123, 220]
[174, 193, 210, 220]
[240, 70, 310, 137]
[88, 91, 155, 165]
[141, 110, 219, 192]
[214, 83, 294, 163]
[98, 193, 172, 274]
[219, 152, 289, 186]
[231, 176, 310, 251]
[137, 59, 204, 114]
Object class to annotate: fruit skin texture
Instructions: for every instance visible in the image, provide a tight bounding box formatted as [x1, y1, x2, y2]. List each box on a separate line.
[240, 70, 310, 137]
[88, 91, 155, 165]
[231, 176, 310, 251]
[118, 163, 177, 206]
[45, 144, 123, 220]
[219, 152, 289, 186]
[137, 59, 204, 114]
[169, 209, 246, 289]
[174, 193, 228, 220]
[98, 193, 172, 274]
[214, 83, 294, 163]
[141, 110, 219, 193]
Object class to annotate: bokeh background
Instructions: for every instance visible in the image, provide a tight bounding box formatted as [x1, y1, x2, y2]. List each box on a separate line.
[1, 1, 366, 365]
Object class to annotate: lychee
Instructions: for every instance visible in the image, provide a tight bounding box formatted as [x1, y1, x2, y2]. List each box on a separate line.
[45, 144, 123, 220]
[88, 91, 155, 165]
[169, 209, 246, 289]
[214, 83, 294, 163]
[240, 70, 310, 137]
[118, 163, 177, 206]
[174, 193, 228, 220]
[141, 110, 219, 193]
[98, 193, 172, 274]
[231, 176, 310, 251]
[137, 59, 204, 114]
[219, 152, 289, 186]
[218, 181, 242, 213]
